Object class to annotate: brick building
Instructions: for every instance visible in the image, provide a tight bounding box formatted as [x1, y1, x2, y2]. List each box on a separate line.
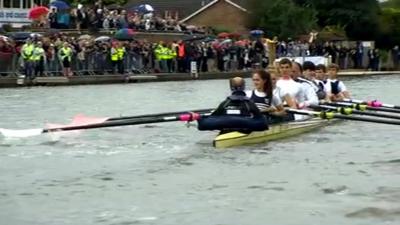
[180, 0, 249, 33]
[125, 0, 249, 32]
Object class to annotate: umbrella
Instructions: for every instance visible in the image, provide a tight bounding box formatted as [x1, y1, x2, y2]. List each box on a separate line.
[134, 4, 154, 13]
[220, 38, 232, 46]
[235, 40, 247, 47]
[45, 29, 60, 37]
[0, 35, 10, 42]
[217, 32, 230, 39]
[49, 0, 70, 10]
[114, 28, 135, 41]
[250, 30, 264, 36]
[28, 6, 49, 20]
[182, 34, 207, 42]
[9, 32, 40, 41]
[229, 32, 241, 39]
[78, 34, 92, 41]
[95, 36, 111, 42]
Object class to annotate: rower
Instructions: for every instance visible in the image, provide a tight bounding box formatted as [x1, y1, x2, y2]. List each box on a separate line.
[325, 63, 351, 101]
[197, 77, 268, 132]
[246, 70, 287, 122]
[291, 62, 319, 107]
[301, 61, 327, 100]
[316, 64, 328, 83]
[276, 58, 302, 109]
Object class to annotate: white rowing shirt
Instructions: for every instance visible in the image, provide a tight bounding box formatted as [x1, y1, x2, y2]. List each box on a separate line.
[276, 78, 303, 102]
[324, 79, 347, 94]
[295, 78, 319, 106]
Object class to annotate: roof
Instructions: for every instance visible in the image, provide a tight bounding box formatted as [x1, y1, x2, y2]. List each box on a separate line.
[125, 0, 248, 19]
[180, 0, 248, 23]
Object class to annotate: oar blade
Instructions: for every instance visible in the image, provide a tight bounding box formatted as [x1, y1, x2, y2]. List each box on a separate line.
[0, 128, 43, 138]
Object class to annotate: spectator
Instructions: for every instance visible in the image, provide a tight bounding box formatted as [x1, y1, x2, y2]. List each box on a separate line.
[58, 42, 73, 77]
[48, 8, 58, 29]
[21, 39, 35, 80]
[33, 42, 46, 78]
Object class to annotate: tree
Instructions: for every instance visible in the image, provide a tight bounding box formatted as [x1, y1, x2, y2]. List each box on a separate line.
[377, 7, 400, 47]
[381, 0, 400, 9]
[294, 0, 381, 40]
[248, 0, 318, 39]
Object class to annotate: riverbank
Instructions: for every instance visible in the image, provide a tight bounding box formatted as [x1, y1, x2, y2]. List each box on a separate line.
[0, 70, 399, 88]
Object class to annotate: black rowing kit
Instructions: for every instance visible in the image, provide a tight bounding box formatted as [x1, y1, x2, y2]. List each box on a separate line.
[197, 90, 268, 132]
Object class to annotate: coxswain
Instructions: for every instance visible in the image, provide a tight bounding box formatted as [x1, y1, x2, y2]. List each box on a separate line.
[197, 77, 268, 132]
[325, 63, 351, 101]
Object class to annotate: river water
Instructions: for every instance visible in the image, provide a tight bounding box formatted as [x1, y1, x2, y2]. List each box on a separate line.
[0, 76, 399, 225]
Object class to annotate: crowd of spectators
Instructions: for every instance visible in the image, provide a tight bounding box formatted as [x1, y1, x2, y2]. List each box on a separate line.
[0, 32, 390, 78]
[46, 0, 207, 34]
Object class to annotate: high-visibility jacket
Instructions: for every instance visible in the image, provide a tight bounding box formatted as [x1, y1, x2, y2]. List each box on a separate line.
[117, 47, 125, 60]
[165, 47, 177, 60]
[21, 43, 34, 61]
[111, 47, 118, 61]
[154, 45, 164, 61]
[59, 47, 72, 62]
[32, 47, 45, 61]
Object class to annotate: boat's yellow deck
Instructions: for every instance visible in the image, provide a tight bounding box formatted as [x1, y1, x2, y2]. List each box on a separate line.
[213, 118, 333, 149]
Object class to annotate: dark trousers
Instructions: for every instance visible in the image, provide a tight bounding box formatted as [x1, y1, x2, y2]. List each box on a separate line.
[177, 57, 186, 72]
[24, 61, 35, 80]
[34, 60, 44, 77]
[112, 60, 124, 74]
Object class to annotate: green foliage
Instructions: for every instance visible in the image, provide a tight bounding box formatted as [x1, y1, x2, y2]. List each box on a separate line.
[377, 7, 400, 48]
[294, 0, 381, 40]
[381, 0, 400, 9]
[248, 0, 318, 39]
[212, 26, 232, 34]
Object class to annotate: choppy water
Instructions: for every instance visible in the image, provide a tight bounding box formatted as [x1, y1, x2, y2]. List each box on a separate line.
[0, 76, 400, 225]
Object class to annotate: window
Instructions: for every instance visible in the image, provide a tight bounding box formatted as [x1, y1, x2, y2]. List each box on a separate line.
[34, 0, 49, 6]
[12, 0, 21, 8]
[3, 0, 11, 8]
[23, 0, 31, 8]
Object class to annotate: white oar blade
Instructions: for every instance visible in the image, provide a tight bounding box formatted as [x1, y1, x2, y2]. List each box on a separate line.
[0, 128, 43, 138]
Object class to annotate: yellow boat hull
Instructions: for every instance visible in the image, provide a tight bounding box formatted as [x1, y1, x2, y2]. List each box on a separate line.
[213, 118, 334, 149]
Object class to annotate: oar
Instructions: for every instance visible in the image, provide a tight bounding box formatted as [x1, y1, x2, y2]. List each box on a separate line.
[326, 102, 400, 114]
[343, 98, 400, 110]
[286, 109, 400, 126]
[107, 108, 214, 121]
[311, 104, 400, 120]
[0, 112, 210, 138]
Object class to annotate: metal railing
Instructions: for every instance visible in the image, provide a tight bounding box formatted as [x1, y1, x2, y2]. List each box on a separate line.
[0, 51, 150, 77]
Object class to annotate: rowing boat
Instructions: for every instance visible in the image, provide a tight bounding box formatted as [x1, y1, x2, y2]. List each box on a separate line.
[213, 117, 335, 149]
